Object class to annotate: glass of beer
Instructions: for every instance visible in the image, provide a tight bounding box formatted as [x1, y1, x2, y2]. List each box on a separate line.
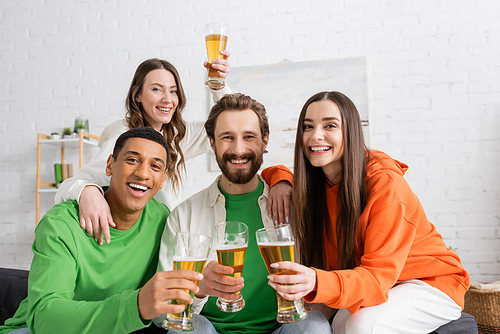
[213, 221, 248, 312]
[204, 22, 228, 90]
[162, 232, 211, 332]
[256, 224, 308, 323]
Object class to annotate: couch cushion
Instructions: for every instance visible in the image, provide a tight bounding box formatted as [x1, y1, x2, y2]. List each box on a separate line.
[0, 304, 10, 326]
[431, 312, 478, 334]
[0, 268, 29, 325]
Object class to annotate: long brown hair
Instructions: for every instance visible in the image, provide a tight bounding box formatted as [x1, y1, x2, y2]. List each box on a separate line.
[293, 91, 368, 270]
[125, 58, 187, 194]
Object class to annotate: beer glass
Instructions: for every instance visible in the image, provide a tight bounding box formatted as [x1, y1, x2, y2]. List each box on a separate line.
[162, 232, 211, 332]
[204, 22, 228, 90]
[256, 224, 308, 323]
[213, 221, 248, 312]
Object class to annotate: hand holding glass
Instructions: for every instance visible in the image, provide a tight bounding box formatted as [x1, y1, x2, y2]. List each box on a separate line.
[204, 22, 228, 90]
[256, 224, 308, 323]
[213, 221, 248, 312]
[162, 232, 211, 332]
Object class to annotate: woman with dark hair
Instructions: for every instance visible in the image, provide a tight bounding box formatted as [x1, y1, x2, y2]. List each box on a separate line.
[55, 56, 232, 244]
[266, 91, 470, 333]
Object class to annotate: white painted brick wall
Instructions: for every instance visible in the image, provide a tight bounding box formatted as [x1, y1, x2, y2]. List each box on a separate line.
[1, 0, 499, 282]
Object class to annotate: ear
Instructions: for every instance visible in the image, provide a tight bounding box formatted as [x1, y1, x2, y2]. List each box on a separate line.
[159, 172, 166, 190]
[262, 135, 269, 151]
[105, 154, 114, 177]
[209, 137, 216, 153]
[135, 92, 141, 103]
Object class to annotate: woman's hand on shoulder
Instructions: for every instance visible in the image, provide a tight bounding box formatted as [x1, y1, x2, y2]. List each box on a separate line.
[267, 180, 293, 224]
[79, 185, 115, 245]
[204, 50, 230, 79]
[266, 262, 317, 301]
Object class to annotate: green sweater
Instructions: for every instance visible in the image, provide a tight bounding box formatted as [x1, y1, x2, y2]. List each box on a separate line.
[201, 181, 279, 334]
[0, 199, 169, 334]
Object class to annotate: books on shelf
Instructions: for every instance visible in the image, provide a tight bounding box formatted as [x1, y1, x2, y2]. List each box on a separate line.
[68, 163, 78, 178]
[54, 164, 63, 188]
[54, 163, 78, 188]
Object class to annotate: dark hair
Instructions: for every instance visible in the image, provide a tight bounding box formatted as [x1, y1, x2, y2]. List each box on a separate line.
[113, 127, 169, 169]
[294, 91, 368, 270]
[204, 93, 270, 140]
[125, 58, 186, 192]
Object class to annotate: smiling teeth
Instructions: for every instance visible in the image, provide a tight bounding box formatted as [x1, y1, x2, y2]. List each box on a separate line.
[129, 183, 147, 191]
[231, 159, 248, 164]
[311, 146, 331, 152]
[158, 107, 170, 112]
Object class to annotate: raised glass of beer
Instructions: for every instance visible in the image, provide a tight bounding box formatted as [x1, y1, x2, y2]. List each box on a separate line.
[162, 232, 211, 332]
[213, 221, 248, 312]
[204, 22, 228, 90]
[256, 224, 308, 323]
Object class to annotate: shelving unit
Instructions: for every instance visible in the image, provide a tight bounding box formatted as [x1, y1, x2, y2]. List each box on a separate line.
[36, 131, 100, 225]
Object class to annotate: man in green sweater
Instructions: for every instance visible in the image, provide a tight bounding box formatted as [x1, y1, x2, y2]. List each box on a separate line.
[0, 127, 202, 334]
[157, 94, 331, 333]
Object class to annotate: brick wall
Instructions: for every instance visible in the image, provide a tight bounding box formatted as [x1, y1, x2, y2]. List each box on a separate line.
[1, 0, 499, 282]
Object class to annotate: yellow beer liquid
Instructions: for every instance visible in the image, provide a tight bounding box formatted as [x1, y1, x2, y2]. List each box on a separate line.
[205, 33, 228, 78]
[216, 246, 247, 277]
[167, 257, 206, 323]
[216, 246, 247, 300]
[258, 242, 295, 270]
[258, 242, 306, 321]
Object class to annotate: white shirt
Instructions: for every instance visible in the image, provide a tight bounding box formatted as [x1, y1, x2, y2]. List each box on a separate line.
[54, 85, 232, 210]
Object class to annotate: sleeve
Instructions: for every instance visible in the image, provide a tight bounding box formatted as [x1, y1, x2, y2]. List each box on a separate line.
[98, 119, 127, 147]
[26, 217, 148, 334]
[156, 206, 209, 316]
[210, 85, 232, 102]
[157, 210, 180, 273]
[261, 165, 294, 188]
[54, 133, 120, 204]
[153, 208, 208, 327]
[180, 121, 211, 161]
[304, 181, 418, 313]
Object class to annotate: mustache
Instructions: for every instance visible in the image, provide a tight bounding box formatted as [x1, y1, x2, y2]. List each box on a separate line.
[222, 151, 256, 162]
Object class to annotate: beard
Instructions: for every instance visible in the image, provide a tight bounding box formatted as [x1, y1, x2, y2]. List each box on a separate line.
[215, 148, 264, 184]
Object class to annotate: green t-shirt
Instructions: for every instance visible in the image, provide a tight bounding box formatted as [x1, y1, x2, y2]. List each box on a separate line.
[0, 199, 169, 334]
[201, 180, 279, 334]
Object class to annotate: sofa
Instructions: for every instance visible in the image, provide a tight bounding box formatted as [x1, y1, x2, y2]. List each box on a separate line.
[0, 267, 478, 333]
[0, 268, 28, 326]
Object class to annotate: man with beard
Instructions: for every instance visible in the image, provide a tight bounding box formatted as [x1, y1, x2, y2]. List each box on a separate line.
[155, 94, 331, 334]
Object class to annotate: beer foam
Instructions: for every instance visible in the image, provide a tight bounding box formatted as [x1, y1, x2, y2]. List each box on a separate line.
[173, 256, 207, 262]
[257, 241, 294, 246]
[216, 245, 248, 250]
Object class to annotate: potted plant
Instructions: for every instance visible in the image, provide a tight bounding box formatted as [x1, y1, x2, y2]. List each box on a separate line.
[74, 118, 89, 139]
[62, 128, 72, 139]
[74, 123, 84, 138]
[75, 123, 85, 133]
[51, 132, 60, 140]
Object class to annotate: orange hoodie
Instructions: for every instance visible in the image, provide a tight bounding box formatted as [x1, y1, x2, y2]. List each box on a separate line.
[263, 151, 470, 314]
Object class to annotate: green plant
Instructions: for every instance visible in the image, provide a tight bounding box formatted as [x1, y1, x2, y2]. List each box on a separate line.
[62, 128, 72, 136]
[51, 132, 59, 135]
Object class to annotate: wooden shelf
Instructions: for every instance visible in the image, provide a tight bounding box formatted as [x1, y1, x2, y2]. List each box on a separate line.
[39, 137, 99, 148]
[36, 131, 100, 225]
[38, 188, 58, 193]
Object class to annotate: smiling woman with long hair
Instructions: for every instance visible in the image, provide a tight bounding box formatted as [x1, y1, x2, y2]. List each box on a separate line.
[266, 91, 470, 334]
[55, 55, 232, 244]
